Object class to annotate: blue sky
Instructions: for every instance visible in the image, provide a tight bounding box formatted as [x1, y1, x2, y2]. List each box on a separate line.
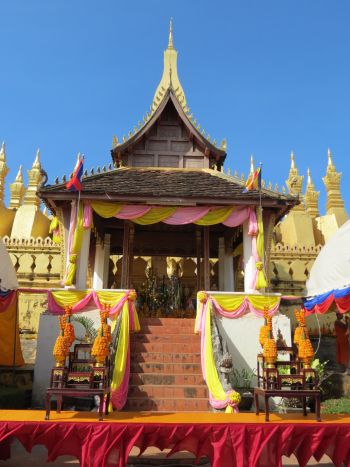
[0, 1, 349, 212]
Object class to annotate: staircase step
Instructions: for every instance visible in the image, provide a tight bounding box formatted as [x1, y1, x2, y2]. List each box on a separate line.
[130, 373, 205, 386]
[124, 397, 209, 412]
[130, 362, 202, 374]
[139, 318, 195, 327]
[132, 352, 201, 364]
[131, 334, 199, 344]
[138, 325, 196, 335]
[128, 384, 208, 399]
[131, 342, 201, 353]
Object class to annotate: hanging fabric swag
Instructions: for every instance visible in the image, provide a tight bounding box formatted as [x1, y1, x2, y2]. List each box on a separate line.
[64, 201, 266, 288]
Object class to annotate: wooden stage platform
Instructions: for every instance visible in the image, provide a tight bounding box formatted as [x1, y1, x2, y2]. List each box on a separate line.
[0, 410, 349, 466]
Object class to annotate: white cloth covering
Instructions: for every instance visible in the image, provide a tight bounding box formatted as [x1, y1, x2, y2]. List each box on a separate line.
[306, 220, 350, 297]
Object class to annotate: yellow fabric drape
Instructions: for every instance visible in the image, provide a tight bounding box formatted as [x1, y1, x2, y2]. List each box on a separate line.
[65, 204, 85, 286]
[91, 201, 122, 218]
[96, 291, 128, 307]
[51, 290, 91, 308]
[109, 301, 130, 410]
[0, 294, 24, 366]
[49, 217, 61, 244]
[133, 207, 177, 225]
[249, 294, 279, 311]
[256, 207, 267, 290]
[210, 294, 245, 312]
[203, 301, 233, 413]
[210, 293, 279, 312]
[194, 207, 234, 226]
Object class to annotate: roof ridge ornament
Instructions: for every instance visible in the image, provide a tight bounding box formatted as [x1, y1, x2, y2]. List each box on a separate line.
[168, 17, 174, 50]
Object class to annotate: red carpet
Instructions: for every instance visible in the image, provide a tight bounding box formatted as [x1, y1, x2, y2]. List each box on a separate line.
[0, 410, 349, 467]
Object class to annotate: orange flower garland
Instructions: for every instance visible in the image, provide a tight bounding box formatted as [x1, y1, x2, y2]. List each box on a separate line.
[91, 303, 111, 364]
[259, 309, 270, 348]
[298, 327, 314, 365]
[263, 317, 277, 365]
[64, 306, 75, 349]
[53, 330, 68, 366]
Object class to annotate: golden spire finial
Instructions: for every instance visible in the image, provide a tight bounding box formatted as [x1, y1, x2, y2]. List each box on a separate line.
[0, 142, 5, 161]
[327, 148, 334, 167]
[307, 168, 312, 185]
[168, 17, 174, 50]
[32, 148, 41, 168]
[9, 165, 25, 209]
[250, 154, 254, 174]
[290, 151, 295, 169]
[15, 165, 23, 182]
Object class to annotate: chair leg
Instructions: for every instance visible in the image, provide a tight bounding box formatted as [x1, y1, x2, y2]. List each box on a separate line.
[56, 395, 63, 413]
[45, 393, 51, 420]
[98, 394, 104, 421]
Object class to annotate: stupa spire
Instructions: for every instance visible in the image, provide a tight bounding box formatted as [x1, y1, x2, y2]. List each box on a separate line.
[9, 165, 25, 209]
[152, 19, 186, 112]
[0, 141, 9, 205]
[250, 155, 254, 174]
[304, 168, 320, 218]
[286, 151, 304, 207]
[322, 149, 347, 223]
[23, 149, 43, 207]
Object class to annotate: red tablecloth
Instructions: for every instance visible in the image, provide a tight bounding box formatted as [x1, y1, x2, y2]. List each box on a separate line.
[1, 411, 350, 467]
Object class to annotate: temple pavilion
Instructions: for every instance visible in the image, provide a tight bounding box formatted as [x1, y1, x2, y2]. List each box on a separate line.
[39, 21, 297, 314]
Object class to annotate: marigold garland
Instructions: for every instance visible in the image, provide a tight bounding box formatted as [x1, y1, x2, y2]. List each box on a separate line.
[259, 309, 270, 348]
[263, 316, 277, 364]
[298, 327, 314, 363]
[91, 303, 111, 364]
[64, 306, 75, 349]
[228, 390, 241, 405]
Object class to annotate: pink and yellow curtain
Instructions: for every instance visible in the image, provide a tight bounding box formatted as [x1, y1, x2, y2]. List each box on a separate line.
[49, 288, 140, 411]
[195, 291, 280, 412]
[64, 200, 267, 289]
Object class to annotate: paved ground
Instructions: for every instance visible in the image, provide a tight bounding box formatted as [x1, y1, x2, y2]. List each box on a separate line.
[0, 440, 336, 466]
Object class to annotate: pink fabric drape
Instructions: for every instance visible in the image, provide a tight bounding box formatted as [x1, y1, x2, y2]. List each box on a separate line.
[116, 205, 151, 220]
[83, 203, 93, 228]
[163, 207, 210, 225]
[47, 290, 134, 318]
[222, 207, 250, 228]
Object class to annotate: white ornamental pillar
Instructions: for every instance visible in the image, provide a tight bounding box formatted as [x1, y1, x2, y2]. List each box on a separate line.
[218, 237, 225, 290]
[76, 228, 91, 289]
[102, 234, 111, 289]
[218, 237, 235, 291]
[243, 221, 255, 293]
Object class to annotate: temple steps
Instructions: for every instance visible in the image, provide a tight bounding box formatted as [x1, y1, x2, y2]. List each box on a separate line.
[130, 362, 202, 374]
[126, 317, 208, 412]
[132, 352, 201, 364]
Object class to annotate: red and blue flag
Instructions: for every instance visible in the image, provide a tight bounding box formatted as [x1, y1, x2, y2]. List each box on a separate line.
[66, 155, 84, 191]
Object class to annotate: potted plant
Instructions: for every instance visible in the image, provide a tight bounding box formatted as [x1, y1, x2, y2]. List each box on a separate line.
[230, 368, 255, 411]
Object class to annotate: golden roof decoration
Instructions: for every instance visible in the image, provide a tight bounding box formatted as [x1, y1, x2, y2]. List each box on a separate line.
[111, 20, 225, 153]
[304, 168, 320, 218]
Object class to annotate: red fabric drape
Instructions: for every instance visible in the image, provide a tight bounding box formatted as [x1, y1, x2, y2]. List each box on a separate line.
[1, 420, 350, 467]
[0, 291, 16, 313]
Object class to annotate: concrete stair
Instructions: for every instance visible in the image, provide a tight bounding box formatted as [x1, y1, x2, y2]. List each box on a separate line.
[125, 317, 209, 412]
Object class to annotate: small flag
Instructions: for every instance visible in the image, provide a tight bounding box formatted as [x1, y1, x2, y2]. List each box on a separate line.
[66, 155, 84, 191]
[243, 165, 261, 192]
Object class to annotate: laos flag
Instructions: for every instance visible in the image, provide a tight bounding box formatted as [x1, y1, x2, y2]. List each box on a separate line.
[66, 155, 84, 191]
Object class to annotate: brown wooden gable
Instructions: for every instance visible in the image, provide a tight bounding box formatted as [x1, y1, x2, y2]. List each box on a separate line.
[111, 91, 226, 170]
